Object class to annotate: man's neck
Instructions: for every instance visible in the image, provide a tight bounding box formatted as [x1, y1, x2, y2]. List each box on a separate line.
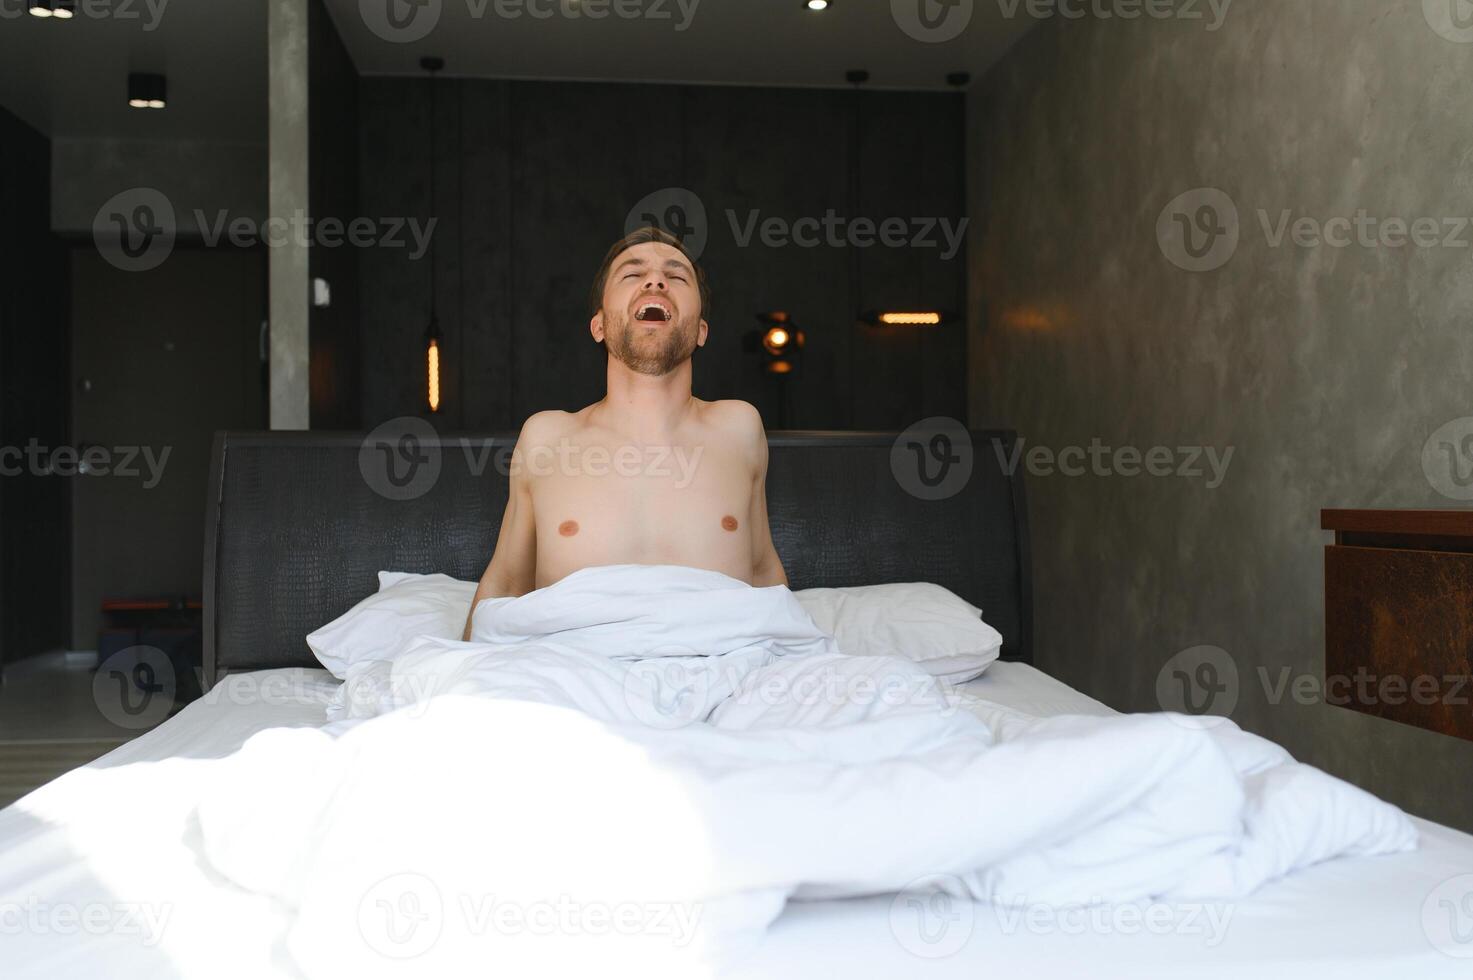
[594, 356, 696, 440]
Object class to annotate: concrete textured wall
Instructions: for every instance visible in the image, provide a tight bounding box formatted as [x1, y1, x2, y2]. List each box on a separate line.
[268, 0, 311, 431]
[968, 0, 1473, 831]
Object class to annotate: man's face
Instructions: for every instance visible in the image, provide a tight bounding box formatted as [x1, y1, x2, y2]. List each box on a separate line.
[591, 242, 708, 376]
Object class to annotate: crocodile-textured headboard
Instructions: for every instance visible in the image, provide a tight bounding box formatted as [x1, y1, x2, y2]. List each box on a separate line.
[203, 429, 1032, 686]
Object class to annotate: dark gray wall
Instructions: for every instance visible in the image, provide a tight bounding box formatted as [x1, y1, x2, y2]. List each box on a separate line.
[0, 106, 70, 667]
[968, 0, 1473, 831]
[357, 79, 968, 430]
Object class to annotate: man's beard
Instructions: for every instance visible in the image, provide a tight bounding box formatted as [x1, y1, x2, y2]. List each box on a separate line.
[605, 309, 699, 376]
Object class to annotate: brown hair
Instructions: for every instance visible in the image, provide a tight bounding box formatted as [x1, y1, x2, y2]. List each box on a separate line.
[588, 226, 711, 318]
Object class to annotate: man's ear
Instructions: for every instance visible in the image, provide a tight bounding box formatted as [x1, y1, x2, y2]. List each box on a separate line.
[696, 318, 709, 348]
[590, 310, 605, 343]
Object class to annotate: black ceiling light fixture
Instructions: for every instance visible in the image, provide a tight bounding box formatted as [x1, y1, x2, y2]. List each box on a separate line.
[127, 73, 167, 110]
[421, 55, 445, 415]
[30, 0, 75, 18]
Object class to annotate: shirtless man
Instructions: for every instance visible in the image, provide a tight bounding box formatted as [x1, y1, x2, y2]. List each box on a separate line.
[462, 227, 788, 638]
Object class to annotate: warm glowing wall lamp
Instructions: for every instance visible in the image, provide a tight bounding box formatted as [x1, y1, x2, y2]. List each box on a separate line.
[128, 73, 167, 109]
[861, 310, 949, 327]
[426, 316, 443, 414]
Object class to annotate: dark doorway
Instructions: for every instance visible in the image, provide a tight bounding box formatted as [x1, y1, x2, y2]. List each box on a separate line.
[69, 246, 266, 652]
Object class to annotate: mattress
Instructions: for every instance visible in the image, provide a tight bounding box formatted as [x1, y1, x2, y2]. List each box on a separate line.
[1, 664, 1469, 979]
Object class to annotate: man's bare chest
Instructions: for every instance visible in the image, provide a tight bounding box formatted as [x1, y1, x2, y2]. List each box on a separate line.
[526, 441, 753, 546]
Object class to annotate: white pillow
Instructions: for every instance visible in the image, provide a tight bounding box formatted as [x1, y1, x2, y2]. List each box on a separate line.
[793, 582, 1003, 684]
[306, 571, 476, 678]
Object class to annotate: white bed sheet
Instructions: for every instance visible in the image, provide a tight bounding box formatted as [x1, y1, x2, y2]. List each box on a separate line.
[1, 664, 1469, 979]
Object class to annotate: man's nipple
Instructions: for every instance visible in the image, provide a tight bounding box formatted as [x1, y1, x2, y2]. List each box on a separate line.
[721, 515, 739, 532]
[558, 520, 580, 537]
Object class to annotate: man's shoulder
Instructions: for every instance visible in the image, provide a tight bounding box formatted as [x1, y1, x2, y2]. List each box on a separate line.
[517, 408, 582, 447]
[698, 398, 765, 438]
[697, 399, 768, 470]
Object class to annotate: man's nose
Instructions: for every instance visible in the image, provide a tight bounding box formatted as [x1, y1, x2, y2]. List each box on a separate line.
[643, 276, 668, 291]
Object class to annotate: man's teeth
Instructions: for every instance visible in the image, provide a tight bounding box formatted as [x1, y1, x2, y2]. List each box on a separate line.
[636, 303, 671, 321]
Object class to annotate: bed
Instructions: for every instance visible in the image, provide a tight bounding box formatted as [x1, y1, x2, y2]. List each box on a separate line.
[2, 429, 1470, 978]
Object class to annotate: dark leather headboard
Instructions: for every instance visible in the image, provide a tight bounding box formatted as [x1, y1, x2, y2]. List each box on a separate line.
[203, 430, 1032, 686]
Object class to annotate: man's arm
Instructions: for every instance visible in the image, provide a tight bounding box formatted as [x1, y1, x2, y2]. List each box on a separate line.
[746, 412, 788, 588]
[461, 425, 540, 640]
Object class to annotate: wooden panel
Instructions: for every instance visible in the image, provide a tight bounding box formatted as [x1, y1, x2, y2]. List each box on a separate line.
[682, 85, 854, 429]
[1325, 544, 1473, 742]
[1322, 509, 1473, 538]
[509, 81, 684, 419]
[853, 90, 967, 429]
[358, 78, 437, 424]
[457, 80, 514, 429]
[355, 79, 968, 431]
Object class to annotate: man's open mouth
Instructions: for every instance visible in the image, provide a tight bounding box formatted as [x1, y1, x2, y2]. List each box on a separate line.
[633, 298, 673, 323]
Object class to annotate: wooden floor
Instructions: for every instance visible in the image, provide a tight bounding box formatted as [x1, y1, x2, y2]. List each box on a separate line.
[0, 739, 127, 810]
[0, 652, 150, 809]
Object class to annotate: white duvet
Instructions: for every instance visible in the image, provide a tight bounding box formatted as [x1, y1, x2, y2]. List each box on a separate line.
[195, 564, 1417, 980]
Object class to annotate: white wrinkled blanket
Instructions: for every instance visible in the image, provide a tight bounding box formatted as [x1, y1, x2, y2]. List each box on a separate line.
[196, 565, 1416, 980]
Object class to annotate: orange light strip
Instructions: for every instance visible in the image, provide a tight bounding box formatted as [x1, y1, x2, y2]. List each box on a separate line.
[877, 312, 942, 326]
[427, 339, 441, 413]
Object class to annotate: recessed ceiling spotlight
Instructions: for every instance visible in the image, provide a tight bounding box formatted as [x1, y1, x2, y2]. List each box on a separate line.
[127, 73, 167, 110]
[52, 0, 74, 17]
[806, 0, 830, 10]
[28, 1, 53, 17]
